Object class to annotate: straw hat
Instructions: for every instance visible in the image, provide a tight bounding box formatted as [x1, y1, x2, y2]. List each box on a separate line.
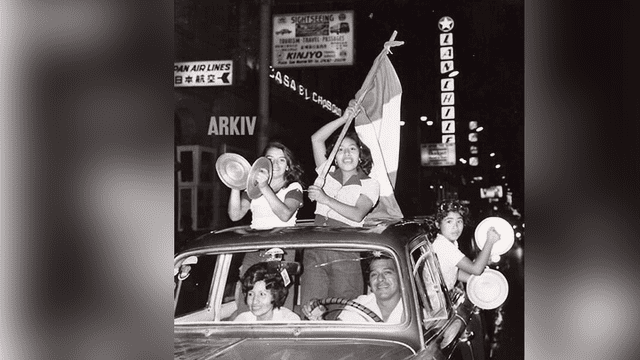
[474, 217, 515, 255]
[215, 153, 251, 190]
[246, 157, 272, 199]
[466, 269, 509, 309]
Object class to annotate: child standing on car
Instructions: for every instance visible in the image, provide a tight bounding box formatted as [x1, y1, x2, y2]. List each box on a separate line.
[300, 105, 380, 316]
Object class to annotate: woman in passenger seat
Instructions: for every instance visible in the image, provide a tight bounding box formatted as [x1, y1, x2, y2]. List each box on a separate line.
[234, 262, 300, 322]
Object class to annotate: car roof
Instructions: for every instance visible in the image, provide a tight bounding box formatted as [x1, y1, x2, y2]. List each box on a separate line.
[176, 219, 429, 255]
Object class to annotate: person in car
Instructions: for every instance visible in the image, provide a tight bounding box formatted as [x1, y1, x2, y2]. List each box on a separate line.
[302, 254, 403, 323]
[431, 199, 501, 291]
[300, 105, 380, 316]
[234, 262, 300, 322]
[227, 141, 304, 230]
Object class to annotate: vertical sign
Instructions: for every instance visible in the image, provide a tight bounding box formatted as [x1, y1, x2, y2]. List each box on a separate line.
[438, 16, 456, 164]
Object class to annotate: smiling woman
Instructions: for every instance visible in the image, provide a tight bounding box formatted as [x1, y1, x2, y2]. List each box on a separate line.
[234, 262, 300, 322]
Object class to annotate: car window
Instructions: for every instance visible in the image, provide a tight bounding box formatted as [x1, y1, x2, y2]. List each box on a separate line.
[409, 236, 450, 329]
[175, 246, 405, 325]
[174, 254, 218, 319]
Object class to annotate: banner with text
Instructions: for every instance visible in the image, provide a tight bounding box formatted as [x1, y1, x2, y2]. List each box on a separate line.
[272, 11, 354, 68]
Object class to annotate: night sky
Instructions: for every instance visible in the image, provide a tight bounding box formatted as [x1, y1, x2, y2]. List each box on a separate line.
[269, 0, 525, 213]
[173, 0, 524, 220]
[353, 0, 524, 210]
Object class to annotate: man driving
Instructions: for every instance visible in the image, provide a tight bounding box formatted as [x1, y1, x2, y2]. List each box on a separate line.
[303, 254, 404, 323]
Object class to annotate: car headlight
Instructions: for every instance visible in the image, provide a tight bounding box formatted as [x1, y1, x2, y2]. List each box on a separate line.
[440, 318, 464, 349]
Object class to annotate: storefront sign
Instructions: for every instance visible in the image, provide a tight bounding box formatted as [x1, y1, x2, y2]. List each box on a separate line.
[480, 185, 503, 199]
[174, 60, 233, 87]
[270, 66, 342, 116]
[421, 143, 456, 166]
[272, 11, 354, 68]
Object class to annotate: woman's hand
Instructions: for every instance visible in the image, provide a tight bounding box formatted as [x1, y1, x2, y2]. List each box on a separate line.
[307, 184, 329, 204]
[255, 169, 270, 190]
[343, 104, 357, 119]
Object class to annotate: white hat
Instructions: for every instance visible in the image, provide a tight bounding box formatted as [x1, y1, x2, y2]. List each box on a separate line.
[466, 269, 509, 310]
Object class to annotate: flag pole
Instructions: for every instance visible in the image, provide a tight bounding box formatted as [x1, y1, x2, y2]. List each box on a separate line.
[314, 31, 404, 187]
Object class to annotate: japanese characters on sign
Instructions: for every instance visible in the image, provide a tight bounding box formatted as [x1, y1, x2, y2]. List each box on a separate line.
[272, 11, 354, 68]
[174, 60, 233, 87]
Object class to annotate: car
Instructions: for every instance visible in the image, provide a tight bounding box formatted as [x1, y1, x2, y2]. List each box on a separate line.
[275, 28, 292, 35]
[174, 219, 477, 359]
[330, 22, 350, 34]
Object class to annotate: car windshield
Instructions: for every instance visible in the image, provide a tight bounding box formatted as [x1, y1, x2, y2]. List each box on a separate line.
[175, 245, 411, 324]
[175, 239, 451, 329]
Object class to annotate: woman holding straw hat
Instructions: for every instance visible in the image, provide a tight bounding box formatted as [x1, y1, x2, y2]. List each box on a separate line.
[227, 141, 305, 230]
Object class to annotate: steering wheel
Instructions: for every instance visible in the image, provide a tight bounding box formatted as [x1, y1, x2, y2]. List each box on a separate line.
[306, 297, 384, 323]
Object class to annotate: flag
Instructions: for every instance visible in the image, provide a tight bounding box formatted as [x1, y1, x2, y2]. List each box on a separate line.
[353, 52, 404, 220]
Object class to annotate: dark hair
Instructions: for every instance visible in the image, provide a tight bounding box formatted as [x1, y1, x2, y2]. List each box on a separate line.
[325, 131, 373, 175]
[241, 262, 288, 308]
[263, 141, 305, 187]
[363, 252, 395, 279]
[435, 199, 470, 227]
[419, 215, 440, 242]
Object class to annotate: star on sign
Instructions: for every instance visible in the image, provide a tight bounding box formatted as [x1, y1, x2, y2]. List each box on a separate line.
[438, 16, 454, 32]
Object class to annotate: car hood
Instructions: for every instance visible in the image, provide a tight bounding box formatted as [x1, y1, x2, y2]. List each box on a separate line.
[174, 336, 415, 360]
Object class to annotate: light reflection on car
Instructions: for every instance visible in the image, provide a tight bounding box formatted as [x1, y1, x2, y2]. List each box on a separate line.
[174, 220, 475, 360]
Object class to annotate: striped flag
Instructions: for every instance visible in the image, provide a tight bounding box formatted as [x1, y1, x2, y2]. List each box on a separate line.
[353, 52, 404, 220]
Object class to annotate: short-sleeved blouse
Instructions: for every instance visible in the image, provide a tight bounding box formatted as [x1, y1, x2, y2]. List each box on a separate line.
[245, 182, 303, 229]
[431, 233, 466, 290]
[313, 161, 379, 227]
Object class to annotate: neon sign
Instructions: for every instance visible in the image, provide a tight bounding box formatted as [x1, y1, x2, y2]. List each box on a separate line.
[269, 66, 342, 116]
